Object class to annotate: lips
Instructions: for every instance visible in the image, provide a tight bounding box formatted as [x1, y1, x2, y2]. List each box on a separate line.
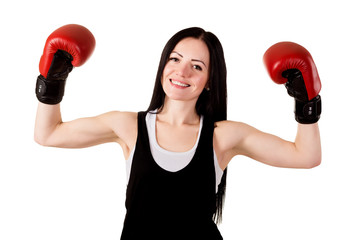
[170, 79, 190, 88]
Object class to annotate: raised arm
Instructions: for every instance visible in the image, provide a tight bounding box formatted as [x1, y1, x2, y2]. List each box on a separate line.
[33, 24, 137, 156]
[34, 103, 132, 149]
[214, 121, 321, 169]
[214, 41, 322, 169]
[34, 102, 137, 160]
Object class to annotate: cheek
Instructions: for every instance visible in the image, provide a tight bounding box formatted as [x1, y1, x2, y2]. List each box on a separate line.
[197, 74, 209, 88]
[161, 64, 168, 79]
[161, 65, 171, 81]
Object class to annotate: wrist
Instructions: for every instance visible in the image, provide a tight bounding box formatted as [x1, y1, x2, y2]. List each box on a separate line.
[295, 95, 322, 124]
[36, 75, 66, 105]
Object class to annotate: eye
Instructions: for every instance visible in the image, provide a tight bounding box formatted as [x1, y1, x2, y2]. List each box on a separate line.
[193, 65, 203, 71]
[169, 57, 180, 62]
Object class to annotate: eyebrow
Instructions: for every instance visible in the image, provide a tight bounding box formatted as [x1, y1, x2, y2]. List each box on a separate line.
[171, 51, 207, 68]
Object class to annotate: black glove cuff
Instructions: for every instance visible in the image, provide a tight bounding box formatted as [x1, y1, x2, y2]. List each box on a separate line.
[36, 75, 66, 105]
[295, 95, 322, 124]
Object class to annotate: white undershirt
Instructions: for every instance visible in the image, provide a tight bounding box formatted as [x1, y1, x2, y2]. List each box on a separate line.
[126, 111, 224, 193]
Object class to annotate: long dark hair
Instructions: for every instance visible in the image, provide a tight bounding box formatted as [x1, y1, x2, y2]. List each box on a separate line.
[147, 27, 228, 224]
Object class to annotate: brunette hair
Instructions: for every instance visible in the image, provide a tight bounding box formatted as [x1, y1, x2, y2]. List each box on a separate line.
[147, 27, 228, 224]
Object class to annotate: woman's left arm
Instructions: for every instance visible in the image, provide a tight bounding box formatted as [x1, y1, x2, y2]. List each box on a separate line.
[214, 121, 321, 169]
[214, 41, 323, 169]
[240, 122, 321, 168]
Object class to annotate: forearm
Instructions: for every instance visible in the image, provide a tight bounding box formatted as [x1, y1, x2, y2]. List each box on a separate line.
[34, 103, 63, 146]
[294, 123, 321, 168]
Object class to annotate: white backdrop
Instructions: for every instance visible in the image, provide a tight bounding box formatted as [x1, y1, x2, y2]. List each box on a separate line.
[1, 0, 359, 239]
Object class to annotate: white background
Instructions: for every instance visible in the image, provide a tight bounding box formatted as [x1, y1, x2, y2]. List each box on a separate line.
[1, 0, 359, 239]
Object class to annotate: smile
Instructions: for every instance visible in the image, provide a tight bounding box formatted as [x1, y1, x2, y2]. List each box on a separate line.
[170, 79, 190, 87]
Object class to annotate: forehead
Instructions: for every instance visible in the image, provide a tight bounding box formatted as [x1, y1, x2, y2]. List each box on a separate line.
[172, 37, 210, 63]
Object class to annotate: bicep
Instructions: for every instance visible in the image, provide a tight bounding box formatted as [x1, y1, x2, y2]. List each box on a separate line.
[49, 115, 116, 148]
[44, 111, 133, 149]
[216, 121, 306, 169]
[238, 126, 299, 168]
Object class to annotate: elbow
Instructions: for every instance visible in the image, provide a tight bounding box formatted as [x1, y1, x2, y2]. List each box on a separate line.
[34, 131, 53, 147]
[306, 159, 321, 169]
[34, 134, 48, 147]
[34, 124, 61, 147]
[303, 155, 322, 169]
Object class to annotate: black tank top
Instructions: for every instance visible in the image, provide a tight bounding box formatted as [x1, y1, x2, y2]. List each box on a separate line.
[120, 112, 223, 240]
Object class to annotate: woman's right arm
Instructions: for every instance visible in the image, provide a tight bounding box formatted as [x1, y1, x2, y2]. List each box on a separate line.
[34, 25, 138, 156]
[34, 103, 137, 155]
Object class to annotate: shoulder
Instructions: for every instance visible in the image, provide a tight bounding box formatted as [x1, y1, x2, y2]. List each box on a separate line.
[214, 120, 246, 148]
[97, 111, 138, 128]
[214, 120, 251, 141]
[213, 120, 256, 168]
[99, 110, 137, 120]
[103, 111, 138, 132]
[100, 111, 138, 150]
[95, 110, 137, 129]
[214, 120, 263, 150]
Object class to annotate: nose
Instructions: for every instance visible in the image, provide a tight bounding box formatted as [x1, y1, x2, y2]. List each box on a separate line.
[176, 61, 191, 77]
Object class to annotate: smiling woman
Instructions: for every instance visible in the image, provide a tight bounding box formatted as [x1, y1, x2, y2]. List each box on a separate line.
[161, 37, 210, 101]
[34, 25, 321, 240]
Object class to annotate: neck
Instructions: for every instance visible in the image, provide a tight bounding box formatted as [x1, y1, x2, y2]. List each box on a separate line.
[158, 97, 200, 125]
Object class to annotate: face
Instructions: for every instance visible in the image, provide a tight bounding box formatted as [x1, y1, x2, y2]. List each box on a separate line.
[161, 37, 210, 102]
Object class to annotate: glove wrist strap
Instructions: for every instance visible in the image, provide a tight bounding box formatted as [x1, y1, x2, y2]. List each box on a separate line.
[295, 95, 322, 124]
[36, 75, 66, 105]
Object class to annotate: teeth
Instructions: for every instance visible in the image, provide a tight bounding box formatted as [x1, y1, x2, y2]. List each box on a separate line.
[171, 79, 190, 87]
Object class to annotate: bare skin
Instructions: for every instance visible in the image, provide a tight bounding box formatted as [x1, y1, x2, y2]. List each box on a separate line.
[34, 37, 321, 171]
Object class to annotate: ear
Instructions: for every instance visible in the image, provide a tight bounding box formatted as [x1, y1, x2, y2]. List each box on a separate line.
[204, 81, 210, 91]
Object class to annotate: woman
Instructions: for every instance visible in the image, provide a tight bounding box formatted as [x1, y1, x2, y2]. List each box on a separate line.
[35, 25, 321, 239]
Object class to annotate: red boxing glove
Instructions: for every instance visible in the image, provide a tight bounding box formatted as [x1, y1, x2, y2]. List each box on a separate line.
[36, 24, 96, 104]
[263, 42, 322, 124]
